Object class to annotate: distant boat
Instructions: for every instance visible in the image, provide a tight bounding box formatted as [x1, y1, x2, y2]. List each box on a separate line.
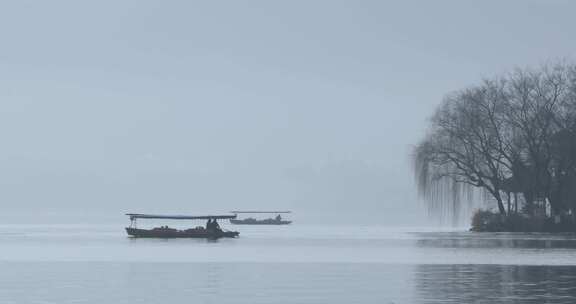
[125, 213, 240, 238]
[229, 211, 292, 225]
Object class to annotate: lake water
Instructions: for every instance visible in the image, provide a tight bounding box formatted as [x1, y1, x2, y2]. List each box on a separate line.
[1, 223, 576, 303]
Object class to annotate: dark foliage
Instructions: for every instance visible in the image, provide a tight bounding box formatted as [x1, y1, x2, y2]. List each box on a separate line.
[415, 62, 576, 229]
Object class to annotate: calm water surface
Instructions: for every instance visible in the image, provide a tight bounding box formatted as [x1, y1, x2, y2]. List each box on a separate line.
[1, 224, 576, 303]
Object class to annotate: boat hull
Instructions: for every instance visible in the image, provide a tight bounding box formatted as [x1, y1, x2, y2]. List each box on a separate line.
[125, 228, 239, 238]
[230, 219, 292, 225]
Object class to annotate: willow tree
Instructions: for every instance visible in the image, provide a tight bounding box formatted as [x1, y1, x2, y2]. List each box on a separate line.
[415, 81, 513, 217]
[415, 62, 576, 221]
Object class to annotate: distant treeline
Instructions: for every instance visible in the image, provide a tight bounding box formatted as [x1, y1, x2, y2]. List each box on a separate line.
[414, 62, 576, 230]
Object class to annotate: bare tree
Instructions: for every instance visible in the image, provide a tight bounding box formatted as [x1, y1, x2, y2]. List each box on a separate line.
[414, 62, 576, 222]
[415, 81, 512, 216]
[504, 64, 576, 215]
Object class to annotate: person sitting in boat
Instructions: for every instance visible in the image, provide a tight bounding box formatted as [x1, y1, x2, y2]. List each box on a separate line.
[276, 214, 282, 221]
[205, 219, 219, 232]
[213, 219, 222, 232]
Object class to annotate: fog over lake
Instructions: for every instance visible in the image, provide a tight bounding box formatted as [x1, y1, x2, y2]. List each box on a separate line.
[2, 1, 576, 224]
[2, 1, 576, 303]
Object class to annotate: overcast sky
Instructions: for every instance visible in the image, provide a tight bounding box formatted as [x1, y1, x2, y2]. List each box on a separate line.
[1, 0, 575, 224]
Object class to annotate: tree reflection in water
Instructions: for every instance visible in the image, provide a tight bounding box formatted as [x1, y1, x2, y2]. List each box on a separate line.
[415, 264, 576, 304]
[414, 232, 576, 249]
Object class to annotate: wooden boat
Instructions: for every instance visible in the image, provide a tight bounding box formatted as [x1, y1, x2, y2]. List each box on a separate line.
[125, 213, 240, 238]
[229, 211, 292, 225]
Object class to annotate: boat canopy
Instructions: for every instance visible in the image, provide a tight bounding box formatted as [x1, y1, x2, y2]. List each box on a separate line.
[230, 211, 292, 214]
[126, 213, 237, 220]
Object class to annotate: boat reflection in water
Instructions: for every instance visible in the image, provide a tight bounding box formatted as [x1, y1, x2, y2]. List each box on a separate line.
[229, 211, 292, 225]
[125, 213, 240, 239]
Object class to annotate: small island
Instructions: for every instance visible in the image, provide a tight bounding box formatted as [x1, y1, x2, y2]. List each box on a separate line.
[414, 62, 576, 232]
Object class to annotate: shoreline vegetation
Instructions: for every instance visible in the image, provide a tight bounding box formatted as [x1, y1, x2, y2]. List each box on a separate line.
[471, 209, 576, 233]
[414, 61, 576, 233]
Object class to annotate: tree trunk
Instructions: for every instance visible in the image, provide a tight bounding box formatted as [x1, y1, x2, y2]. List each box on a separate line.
[507, 192, 511, 215]
[514, 193, 518, 214]
[497, 197, 506, 215]
[492, 190, 506, 215]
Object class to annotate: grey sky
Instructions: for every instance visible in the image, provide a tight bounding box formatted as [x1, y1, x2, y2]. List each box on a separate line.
[1, 1, 575, 224]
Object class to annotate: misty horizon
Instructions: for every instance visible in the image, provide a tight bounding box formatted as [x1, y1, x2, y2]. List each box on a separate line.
[2, 1, 576, 226]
